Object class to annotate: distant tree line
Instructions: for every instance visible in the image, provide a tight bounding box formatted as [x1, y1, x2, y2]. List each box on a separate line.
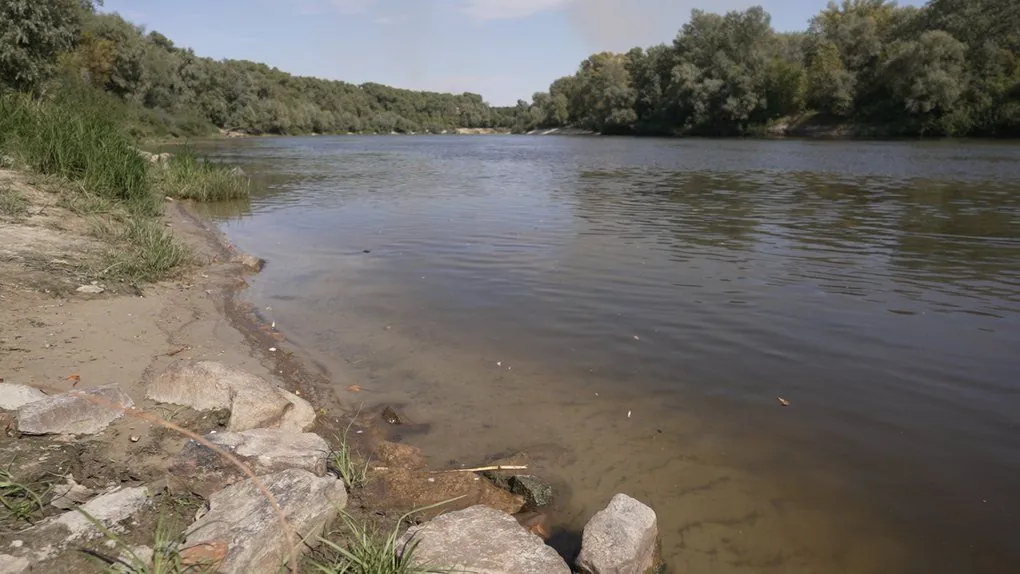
[0, 0, 523, 136]
[1, 0, 1016, 138]
[523, 0, 1019, 137]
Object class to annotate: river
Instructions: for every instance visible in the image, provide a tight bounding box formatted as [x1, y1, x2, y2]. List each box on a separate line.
[194, 135, 1020, 573]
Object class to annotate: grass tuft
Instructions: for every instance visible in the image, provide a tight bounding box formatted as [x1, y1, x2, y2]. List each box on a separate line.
[0, 184, 29, 217]
[79, 508, 213, 574]
[94, 219, 191, 284]
[309, 500, 461, 574]
[152, 151, 250, 202]
[328, 421, 371, 489]
[0, 465, 48, 525]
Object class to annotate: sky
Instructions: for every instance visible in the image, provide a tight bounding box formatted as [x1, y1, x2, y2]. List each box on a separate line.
[101, 0, 924, 106]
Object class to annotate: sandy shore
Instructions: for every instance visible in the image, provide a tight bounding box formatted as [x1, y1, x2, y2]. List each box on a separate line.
[0, 168, 568, 572]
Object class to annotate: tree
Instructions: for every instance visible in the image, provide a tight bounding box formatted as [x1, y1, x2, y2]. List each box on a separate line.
[806, 40, 855, 115]
[883, 30, 967, 122]
[0, 0, 95, 93]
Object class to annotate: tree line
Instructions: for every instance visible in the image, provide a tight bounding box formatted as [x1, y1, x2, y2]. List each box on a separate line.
[1, 0, 1016, 138]
[0, 0, 523, 136]
[522, 0, 1019, 137]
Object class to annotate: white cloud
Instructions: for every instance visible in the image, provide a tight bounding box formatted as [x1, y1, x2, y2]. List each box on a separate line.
[458, 0, 576, 21]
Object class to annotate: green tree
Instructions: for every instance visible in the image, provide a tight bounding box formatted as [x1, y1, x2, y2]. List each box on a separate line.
[0, 0, 95, 93]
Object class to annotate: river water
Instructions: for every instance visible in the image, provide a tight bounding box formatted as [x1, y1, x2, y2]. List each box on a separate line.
[196, 136, 1020, 573]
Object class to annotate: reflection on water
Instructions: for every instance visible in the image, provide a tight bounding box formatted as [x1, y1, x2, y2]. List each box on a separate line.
[194, 136, 1020, 573]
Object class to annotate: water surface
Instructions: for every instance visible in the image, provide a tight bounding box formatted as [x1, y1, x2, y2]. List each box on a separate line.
[198, 136, 1020, 573]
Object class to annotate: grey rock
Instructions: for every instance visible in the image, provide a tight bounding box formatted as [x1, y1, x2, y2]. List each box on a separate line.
[75, 284, 105, 294]
[147, 361, 314, 432]
[0, 384, 46, 411]
[51, 486, 150, 541]
[170, 429, 329, 496]
[17, 385, 133, 435]
[577, 494, 659, 574]
[398, 505, 569, 574]
[184, 468, 347, 574]
[49, 475, 95, 510]
[235, 253, 265, 272]
[0, 554, 29, 574]
[509, 475, 553, 507]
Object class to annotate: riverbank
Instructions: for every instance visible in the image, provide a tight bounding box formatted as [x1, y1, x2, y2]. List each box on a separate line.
[0, 167, 661, 573]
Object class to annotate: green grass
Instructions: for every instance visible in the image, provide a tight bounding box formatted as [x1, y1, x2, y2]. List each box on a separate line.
[328, 421, 371, 489]
[151, 151, 250, 202]
[311, 510, 438, 574]
[0, 184, 29, 217]
[93, 218, 191, 284]
[0, 465, 48, 525]
[79, 508, 214, 574]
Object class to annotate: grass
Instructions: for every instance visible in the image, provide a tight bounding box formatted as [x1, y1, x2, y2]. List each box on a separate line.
[309, 500, 462, 574]
[0, 465, 48, 525]
[328, 421, 371, 489]
[94, 218, 191, 284]
[79, 507, 214, 574]
[151, 151, 250, 202]
[0, 184, 29, 217]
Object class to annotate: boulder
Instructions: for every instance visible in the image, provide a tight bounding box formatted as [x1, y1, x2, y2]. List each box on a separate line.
[0, 384, 46, 411]
[17, 385, 133, 435]
[51, 486, 150, 541]
[509, 475, 553, 507]
[398, 505, 569, 574]
[147, 361, 314, 432]
[234, 253, 265, 272]
[170, 429, 329, 496]
[576, 494, 659, 574]
[184, 469, 347, 574]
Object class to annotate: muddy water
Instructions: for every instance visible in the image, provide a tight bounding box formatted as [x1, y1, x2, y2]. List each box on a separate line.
[196, 136, 1020, 573]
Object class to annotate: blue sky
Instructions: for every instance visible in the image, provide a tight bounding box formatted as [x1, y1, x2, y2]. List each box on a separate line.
[102, 0, 923, 106]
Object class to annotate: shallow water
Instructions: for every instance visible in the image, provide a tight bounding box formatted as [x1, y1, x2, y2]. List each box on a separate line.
[196, 136, 1020, 573]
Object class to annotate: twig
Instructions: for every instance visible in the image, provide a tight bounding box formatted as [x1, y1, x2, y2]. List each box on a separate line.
[431, 465, 527, 474]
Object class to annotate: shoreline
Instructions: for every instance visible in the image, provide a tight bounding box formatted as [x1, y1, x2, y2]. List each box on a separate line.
[0, 169, 641, 572]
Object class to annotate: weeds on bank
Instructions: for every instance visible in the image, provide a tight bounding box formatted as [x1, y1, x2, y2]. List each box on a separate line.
[310, 499, 463, 574]
[151, 151, 250, 201]
[94, 219, 191, 284]
[0, 184, 28, 217]
[329, 421, 371, 489]
[0, 465, 48, 525]
[79, 507, 213, 574]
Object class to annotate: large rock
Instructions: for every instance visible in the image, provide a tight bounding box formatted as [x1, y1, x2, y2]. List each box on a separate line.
[170, 429, 329, 496]
[398, 505, 569, 574]
[576, 494, 659, 574]
[17, 385, 133, 435]
[184, 469, 346, 574]
[0, 384, 46, 411]
[147, 361, 314, 432]
[51, 485, 150, 541]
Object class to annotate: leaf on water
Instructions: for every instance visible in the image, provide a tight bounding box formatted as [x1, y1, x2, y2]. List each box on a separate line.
[777, 396, 790, 407]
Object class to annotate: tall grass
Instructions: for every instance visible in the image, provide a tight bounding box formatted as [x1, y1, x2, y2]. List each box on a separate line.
[0, 94, 155, 214]
[97, 219, 191, 284]
[0, 185, 29, 217]
[151, 151, 250, 202]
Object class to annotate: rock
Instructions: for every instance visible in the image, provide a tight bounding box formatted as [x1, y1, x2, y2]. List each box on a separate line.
[381, 405, 403, 425]
[147, 361, 315, 432]
[228, 166, 246, 177]
[398, 505, 569, 574]
[235, 253, 265, 272]
[17, 385, 133, 436]
[0, 554, 29, 574]
[481, 452, 532, 490]
[509, 475, 553, 507]
[184, 469, 346, 574]
[75, 284, 104, 294]
[0, 384, 46, 411]
[576, 494, 659, 574]
[51, 486, 150, 541]
[362, 462, 524, 518]
[170, 429, 329, 497]
[49, 475, 95, 510]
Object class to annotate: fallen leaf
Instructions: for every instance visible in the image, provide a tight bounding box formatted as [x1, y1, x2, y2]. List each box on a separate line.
[346, 385, 362, 393]
[180, 540, 228, 567]
[777, 396, 790, 407]
[66, 374, 81, 386]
